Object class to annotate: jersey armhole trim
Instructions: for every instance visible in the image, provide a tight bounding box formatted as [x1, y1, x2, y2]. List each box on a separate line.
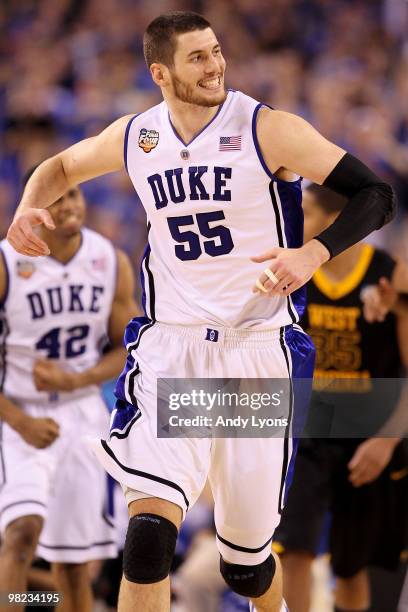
[112, 246, 119, 306]
[124, 114, 140, 172]
[0, 248, 10, 309]
[251, 103, 302, 186]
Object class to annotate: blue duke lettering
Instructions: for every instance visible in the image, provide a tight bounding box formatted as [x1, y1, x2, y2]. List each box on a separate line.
[27, 285, 105, 320]
[148, 166, 232, 209]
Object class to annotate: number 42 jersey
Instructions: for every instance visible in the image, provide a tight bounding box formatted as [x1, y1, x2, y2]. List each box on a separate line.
[126, 90, 305, 329]
[0, 228, 117, 404]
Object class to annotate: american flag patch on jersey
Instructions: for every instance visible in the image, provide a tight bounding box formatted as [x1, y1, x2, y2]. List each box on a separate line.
[92, 257, 106, 271]
[219, 136, 242, 151]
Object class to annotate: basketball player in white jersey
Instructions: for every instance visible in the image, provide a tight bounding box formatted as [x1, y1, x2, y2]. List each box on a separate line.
[0, 178, 137, 612]
[6, 12, 395, 612]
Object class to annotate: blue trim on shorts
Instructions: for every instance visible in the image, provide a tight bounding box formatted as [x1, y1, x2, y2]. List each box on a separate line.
[109, 399, 142, 440]
[278, 327, 293, 513]
[280, 327, 315, 509]
[115, 316, 155, 412]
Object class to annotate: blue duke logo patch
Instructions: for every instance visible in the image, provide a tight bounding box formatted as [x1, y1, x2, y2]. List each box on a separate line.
[205, 328, 219, 342]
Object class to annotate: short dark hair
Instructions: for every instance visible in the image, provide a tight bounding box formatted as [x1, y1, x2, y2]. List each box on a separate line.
[143, 11, 211, 69]
[306, 183, 347, 214]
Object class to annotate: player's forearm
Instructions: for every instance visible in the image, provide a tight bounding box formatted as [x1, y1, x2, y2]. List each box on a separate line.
[301, 239, 330, 265]
[14, 157, 70, 219]
[315, 154, 396, 258]
[71, 346, 127, 389]
[0, 394, 25, 431]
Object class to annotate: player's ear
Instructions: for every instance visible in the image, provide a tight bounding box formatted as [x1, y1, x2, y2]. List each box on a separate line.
[150, 63, 168, 87]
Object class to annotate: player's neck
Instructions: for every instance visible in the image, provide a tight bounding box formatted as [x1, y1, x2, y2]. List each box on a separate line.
[167, 97, 220, 145]
[320, 242, 364, 280]
[42, 231, 82, 264]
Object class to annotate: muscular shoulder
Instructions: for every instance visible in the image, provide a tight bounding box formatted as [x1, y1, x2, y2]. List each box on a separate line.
[95, 114, 136, 151]
[256, 108, 302, 180]
[256, 107, 302, 137]
[256, 107, 345, 183]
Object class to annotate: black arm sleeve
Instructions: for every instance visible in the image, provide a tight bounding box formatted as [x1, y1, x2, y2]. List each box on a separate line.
[314, 153, 396, 258]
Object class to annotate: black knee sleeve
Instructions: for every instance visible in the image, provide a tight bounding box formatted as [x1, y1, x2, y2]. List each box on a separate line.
[220, 554, 276, 598]
[123, 513, 178, 584]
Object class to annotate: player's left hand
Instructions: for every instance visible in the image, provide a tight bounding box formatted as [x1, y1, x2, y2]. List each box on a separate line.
[348, 437, 399, 487]
[33, 359, 77, 392]
[251, 241, 329, 296]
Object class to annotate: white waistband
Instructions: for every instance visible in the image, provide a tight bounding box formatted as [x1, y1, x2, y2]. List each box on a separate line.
[154, 322, 296, 346]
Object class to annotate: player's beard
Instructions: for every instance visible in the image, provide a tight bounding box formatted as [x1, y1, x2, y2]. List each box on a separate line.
[170, 72, 227, 107]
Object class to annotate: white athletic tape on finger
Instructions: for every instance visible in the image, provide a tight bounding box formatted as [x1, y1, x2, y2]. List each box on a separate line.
[264, 268, 279, 285]
[256, 279, 268, 293]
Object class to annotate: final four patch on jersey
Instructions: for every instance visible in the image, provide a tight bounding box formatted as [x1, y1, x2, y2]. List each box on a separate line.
[138, 128, 159, 153]
[16, 260, 36, 279]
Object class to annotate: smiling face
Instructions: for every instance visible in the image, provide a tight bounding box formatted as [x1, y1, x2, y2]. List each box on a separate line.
[157, 28, 227, 107]
[47, 187, 85, 238]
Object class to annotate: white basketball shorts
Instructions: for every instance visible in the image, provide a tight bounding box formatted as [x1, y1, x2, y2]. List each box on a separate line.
[90, 318, 315, 565]
[0, 393, 117, 563]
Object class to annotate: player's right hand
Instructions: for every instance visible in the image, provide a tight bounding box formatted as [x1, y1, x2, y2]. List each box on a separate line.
[361, 277, 397, 323]
[16, 416, 60, 449]
[6, 208, 55, 257]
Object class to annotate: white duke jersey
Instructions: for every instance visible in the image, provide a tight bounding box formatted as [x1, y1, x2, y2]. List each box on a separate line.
[126, 89, 306, 329]
[0, 228, 117, 404]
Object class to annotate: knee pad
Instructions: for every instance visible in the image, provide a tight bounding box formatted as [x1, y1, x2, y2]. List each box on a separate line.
[123, 513, 178, 584]
[220, 554, 276, 598]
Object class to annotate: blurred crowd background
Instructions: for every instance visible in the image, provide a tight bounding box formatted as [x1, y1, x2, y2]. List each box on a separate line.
[1, 1, 408, 609]
[1, 0, 408, 288]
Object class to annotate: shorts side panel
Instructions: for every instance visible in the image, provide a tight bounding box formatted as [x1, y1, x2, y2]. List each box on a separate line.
[0, 423, 54, 533]
[90, 322, 212, 519]
[281, 327, 315, 505]
[209, 335, 291, 565]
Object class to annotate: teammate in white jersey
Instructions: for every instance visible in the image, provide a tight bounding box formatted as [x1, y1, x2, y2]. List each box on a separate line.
[0, 179, 136, 612]
[6, 11, 395, 612]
